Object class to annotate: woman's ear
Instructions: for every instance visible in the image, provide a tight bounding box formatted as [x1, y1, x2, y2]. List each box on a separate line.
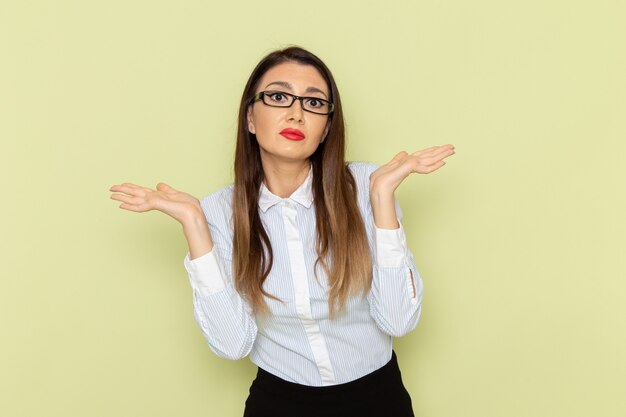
[247, 107, 256, 134]
[321, 120, 330, 142]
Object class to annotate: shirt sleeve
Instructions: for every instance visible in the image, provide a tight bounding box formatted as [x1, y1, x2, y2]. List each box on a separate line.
[374, 219, 408, 267]
[184, 249, 226, 296]
[182, 191, 257, 360]
[362, 164, 424, 338]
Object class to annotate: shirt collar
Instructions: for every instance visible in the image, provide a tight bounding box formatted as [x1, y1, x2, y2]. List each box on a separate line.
[258, 166, 314, 213]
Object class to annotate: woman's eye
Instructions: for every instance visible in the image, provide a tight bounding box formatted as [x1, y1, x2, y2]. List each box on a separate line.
[306, 98, 322, 107]
[269, 93, 286, 102]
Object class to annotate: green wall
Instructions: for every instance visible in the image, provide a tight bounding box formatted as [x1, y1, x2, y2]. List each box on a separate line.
[2, 1, 624, 416]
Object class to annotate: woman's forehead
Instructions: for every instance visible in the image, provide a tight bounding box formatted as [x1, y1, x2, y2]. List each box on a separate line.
[260, 62, 329, 95]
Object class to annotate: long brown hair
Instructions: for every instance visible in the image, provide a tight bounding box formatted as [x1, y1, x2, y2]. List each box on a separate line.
[232, 46, 372, 319]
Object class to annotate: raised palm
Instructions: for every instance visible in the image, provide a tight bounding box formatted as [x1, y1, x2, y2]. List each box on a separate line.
[109, 182, 201, 225]
[370, 144, 455, 194]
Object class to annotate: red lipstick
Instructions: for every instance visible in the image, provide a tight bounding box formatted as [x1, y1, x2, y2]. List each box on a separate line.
[280, 128, 305, 141]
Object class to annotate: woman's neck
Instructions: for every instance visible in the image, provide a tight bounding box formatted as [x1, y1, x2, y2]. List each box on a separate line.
[261, 158, 311, 198]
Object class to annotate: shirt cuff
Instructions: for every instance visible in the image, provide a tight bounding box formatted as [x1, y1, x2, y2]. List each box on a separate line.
[374, 219, 408, 267]
[183, 249, 227, 296]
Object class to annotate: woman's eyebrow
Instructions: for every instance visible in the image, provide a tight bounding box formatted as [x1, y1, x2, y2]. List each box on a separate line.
[265, 81, 328, 99]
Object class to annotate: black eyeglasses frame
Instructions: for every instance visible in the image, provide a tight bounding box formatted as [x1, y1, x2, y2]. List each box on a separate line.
[250, 90, 335, 115]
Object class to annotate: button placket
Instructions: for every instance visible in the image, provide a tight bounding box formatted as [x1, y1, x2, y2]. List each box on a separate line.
[280, 200, 336, 384]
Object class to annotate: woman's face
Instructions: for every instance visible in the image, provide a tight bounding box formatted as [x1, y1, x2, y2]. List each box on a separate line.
[247, 61, 331, 165]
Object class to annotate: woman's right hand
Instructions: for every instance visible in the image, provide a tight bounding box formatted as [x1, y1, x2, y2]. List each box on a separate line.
[109, 182, 203, 226]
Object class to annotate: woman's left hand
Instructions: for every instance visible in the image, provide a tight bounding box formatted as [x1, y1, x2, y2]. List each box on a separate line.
[370, 144, 455, 195]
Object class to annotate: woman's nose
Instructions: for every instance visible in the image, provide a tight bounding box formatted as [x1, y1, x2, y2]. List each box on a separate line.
[287, 99, 305, 121]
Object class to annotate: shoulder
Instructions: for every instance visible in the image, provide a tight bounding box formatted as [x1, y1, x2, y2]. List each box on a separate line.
[200, 183, 233, 209]
[346, 161, 379, 186]
[198, 183, 234, 226]
[346, 161, 379, 211]
[347, 160, 379, 175]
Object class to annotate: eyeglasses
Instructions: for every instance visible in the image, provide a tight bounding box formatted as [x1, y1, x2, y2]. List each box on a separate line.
[251, 90, 334, 115]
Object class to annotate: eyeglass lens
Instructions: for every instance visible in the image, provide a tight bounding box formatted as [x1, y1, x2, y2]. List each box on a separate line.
[263, 91, 331, 114]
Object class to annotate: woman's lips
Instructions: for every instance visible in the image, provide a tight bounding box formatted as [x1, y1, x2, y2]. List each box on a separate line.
[280, 129, 305, 141]
[280, 133, 306, 141]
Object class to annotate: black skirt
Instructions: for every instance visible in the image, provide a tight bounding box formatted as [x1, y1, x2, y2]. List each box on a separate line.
[243, 350, 415, 417]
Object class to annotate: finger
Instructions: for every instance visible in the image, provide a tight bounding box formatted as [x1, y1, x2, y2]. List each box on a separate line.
[418, 147, 455, 165]
[110, 193, 145, 205]
[121, 182, 143, 189]
[110, 184, 148, 197]
[430, 144, 454, 151]
[430, 146, 456, 160]
[118, 202, 150, 212]
[111, 183, 155, 196]
[110, 184, 137, 194]
[414, 160, 445, 174]
[156, 182, 176, 193]
[412, 144, 455, 157]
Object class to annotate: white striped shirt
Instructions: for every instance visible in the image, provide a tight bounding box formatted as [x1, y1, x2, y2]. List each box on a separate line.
[183, 161, 423, 386]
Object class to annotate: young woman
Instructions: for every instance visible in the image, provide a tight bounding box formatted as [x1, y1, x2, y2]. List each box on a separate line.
[109, 46, 454, 417]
